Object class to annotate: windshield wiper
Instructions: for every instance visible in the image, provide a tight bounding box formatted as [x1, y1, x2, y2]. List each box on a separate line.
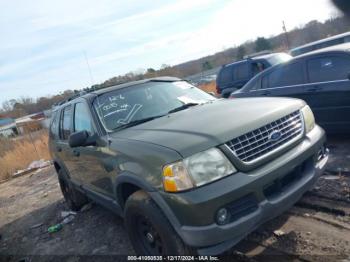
[167, 103, 199, 114]
[114, 114, 166, 131]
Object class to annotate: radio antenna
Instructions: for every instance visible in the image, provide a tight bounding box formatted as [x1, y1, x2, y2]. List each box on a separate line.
[83, 51, 111, 144]
[83, 51, 95, 89]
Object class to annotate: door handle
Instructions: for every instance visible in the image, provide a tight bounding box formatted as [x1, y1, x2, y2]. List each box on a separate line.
[56, 146, 62, 152]
[72, 150, 80, 157]
[306, 86, 320, 92]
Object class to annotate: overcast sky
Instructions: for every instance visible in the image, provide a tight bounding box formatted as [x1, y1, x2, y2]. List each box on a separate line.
[0, 0, 338, 104]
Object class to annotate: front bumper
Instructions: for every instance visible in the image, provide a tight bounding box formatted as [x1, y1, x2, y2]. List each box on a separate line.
[152, 126, 327, 255]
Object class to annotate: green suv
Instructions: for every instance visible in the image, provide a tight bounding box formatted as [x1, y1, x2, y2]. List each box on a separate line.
[49, 77, 328, 255]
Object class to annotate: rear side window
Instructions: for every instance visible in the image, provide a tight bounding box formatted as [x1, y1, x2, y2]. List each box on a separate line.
[60, 105, 72, 140]
[219, 66, 233, 84]
[307, 55, 350, 83]
[235, 63, 250, 79]
[262, 61, 305, 89]
[74, 103, 93, 133]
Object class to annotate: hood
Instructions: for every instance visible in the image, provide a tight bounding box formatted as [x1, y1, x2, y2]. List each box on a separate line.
[110, 97, 305, 157]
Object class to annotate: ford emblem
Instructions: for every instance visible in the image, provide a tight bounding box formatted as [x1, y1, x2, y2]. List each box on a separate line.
[269, 130, 282, 142]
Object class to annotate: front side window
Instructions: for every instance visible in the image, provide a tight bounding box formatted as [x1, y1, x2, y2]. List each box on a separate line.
[263, 61, 305, 89]
[307, 55, 350, 83]
[60, 105, 72, 140]
[74, 103, 93, 133]
[93, 81, 215, 131]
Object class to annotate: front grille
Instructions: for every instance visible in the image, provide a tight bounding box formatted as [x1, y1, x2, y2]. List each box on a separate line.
[226, 111, 304, 163]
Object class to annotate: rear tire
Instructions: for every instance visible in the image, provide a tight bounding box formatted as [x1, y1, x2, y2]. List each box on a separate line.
[221, 92, 231, 98]
[124, 190, 195, 255]
[58, 169, 88, 211]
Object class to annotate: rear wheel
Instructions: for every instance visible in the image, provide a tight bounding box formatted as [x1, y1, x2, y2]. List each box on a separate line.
[58, 169, 88, 211]
[124, 190, 195, 255]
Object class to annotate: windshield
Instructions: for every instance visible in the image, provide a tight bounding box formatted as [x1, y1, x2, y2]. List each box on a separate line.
[266, 53, 292, 66]
[93, 81, 215, 131]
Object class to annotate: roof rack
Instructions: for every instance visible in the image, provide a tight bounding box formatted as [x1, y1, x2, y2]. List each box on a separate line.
[244, 50, 272, 59]
[53, 91, 88, 108]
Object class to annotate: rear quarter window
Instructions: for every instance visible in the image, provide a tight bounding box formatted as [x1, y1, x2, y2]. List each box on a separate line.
[49, 111, 60, 140]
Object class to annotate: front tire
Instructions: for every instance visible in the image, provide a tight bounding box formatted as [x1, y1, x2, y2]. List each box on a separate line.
[124, 190, 195, 255]
[58, 169, 88, 211]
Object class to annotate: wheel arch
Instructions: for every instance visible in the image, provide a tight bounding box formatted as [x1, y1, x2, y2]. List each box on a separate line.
[115, 173, 183, 239]
[115, 172, 155, 209]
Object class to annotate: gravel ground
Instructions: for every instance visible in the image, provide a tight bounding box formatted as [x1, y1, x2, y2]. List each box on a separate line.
[0, 136, 349, 262]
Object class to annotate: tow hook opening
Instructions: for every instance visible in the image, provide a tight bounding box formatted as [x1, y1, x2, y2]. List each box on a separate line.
[317, 145, 329, 161]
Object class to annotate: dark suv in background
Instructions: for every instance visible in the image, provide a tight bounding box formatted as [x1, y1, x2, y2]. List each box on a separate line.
[230, 43, 350, 134]
[216, 52, 291, 97]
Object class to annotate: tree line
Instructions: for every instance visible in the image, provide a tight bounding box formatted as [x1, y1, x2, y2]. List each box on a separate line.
[1, 15, 350, 118]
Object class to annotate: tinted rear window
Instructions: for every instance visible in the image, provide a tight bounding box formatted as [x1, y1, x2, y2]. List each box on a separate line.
[307, 55, 350, 82]
[219, 66, 233, 84]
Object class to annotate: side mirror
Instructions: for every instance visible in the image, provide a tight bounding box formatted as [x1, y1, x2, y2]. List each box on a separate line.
[69, 131, 97, 148]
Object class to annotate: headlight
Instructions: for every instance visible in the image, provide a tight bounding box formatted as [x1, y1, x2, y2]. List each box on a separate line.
[163, 148, 236, 192]
[301, 105, 315, 133]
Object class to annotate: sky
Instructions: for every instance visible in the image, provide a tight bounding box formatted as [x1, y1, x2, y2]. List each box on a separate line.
[0, 0, 339, 105]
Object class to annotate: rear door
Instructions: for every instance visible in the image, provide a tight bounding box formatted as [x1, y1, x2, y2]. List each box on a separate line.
[246, 60, 308, 100]
[304, 53, 350, 132]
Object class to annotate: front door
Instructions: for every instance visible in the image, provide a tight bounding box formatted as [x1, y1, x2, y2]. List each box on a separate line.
[249, 60, 309, 101]
[70, 102, 115, 198]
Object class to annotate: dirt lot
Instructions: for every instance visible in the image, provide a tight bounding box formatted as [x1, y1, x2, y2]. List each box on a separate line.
[0, 136, 349, 262]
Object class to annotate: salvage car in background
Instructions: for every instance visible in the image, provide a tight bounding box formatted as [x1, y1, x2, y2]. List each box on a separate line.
[216, 52, 291, 98]
[290, 31, 350, 56]
[230, 43, 350, 134]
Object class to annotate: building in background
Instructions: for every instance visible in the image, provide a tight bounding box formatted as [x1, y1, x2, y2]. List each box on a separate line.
[0, 111, 51, 138]
[0, 118, 18, 138]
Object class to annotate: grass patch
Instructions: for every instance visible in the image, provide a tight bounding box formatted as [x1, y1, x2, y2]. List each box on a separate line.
[0, 130, 50, 181]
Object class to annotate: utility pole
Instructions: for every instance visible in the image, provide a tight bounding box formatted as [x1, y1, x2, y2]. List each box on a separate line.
[282, 20, 290, 50]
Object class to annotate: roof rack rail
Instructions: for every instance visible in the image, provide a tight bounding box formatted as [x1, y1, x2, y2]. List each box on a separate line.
[244, 50, 272, 59]
[53, 91, 88, 108]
